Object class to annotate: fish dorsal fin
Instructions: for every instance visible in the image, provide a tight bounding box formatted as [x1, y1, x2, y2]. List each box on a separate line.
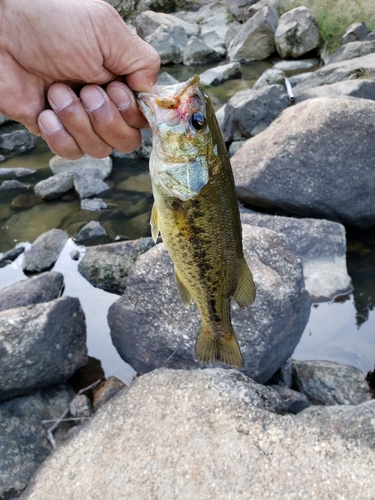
[174, 267, 192, 308]
[233, 257, 256, 309]
[150, 203, 160, 243]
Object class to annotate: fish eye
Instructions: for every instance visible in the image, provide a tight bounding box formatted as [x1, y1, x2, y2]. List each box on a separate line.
[191, 112, 206, 131]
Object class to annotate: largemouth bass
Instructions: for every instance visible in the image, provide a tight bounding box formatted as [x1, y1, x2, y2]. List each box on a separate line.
[137, 75, 255, 368]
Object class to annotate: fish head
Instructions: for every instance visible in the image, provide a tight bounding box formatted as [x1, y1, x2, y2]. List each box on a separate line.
[137, 76, 221, 201]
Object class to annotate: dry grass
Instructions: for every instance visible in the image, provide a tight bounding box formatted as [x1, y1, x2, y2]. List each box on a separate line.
[279, 0, 375, 54]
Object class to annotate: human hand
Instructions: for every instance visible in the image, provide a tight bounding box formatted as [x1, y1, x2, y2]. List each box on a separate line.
[0, 0, 160, 159]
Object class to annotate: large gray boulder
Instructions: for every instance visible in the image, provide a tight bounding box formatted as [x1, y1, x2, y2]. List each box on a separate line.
[78, 238, 154, 294]
[227, 6, 278, 62]
[49, 154, 112, 179]
[252, 67, 285, 90]
[108, 224, 311, 383]
[342, 21, 368, 44]
[327, 39, 375, 64]
[295, 78, 375, 102]
[145, 24, 188, 64]
[229, 0, 259, 23]
[22, 228, 69, 273]
[232, 97, 375, 228]
[292, 360, 372, 405]
[275, 6, 319, 59]
[240, 211, 352, 302]
[294, 52, 375, 93]
[0, 271, 64, 312]
[20, 368, 375, 500]
[0, 385, 75, 500]
[0, 296, 87, 402]
[73, 167, 110, 199]
[222, 84, 289, 141]
[199, 62, 242, 86]
[0, 129, 35, 154]
[182, 36, 222, 66]
[134, 10, 198, 40]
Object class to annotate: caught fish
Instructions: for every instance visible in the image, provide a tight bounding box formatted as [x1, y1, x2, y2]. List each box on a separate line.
[137, 75, 255, 368]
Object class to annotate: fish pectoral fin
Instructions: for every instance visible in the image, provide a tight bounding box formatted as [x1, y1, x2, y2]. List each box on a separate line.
[174, 267, 192, 308]
[233, 258, 256, 309]
[195, 326, 244, 369]
[150, 203, 160, 243]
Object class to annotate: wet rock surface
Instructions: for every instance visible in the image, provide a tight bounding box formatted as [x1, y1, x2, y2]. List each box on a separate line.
[232, 96, 375, 228]
[0, 271, 64, 312]
[74, 220, 108, 244]
[22, 228, 69, 273]
[0, 296, 87, 402]
[78, 237, 154, 294]
[34, 171, 74, 200]
[20, 368, 375, 500]
[108, 225, 311, 383]
[0, 129, 35, 155]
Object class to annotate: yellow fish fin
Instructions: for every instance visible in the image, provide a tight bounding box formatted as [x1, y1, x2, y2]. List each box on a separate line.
[233, 257, 256, 309]
[195, 326, 244, 368]
[150, 203, 160, 243]
[174, 267, 192, 308]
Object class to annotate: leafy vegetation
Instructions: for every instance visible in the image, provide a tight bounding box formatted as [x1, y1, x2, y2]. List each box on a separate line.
[279, 0, 375, 54]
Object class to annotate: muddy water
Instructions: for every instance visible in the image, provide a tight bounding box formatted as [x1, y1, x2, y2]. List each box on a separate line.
[0, 62, 374, 384]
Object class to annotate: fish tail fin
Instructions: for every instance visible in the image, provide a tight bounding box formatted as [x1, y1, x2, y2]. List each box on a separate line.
[195, 325, 244, 369]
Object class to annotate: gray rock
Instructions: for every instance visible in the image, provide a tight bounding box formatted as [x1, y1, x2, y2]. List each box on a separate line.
[252, 67, 285, 90]
[20, 368, 375, 500]
[222, 84, 289, 141]
[73, 167, 110, 199]
[108, 225, 311, 383]
[229, 0, 259, 23]
[228, 6, 278, 62]
[327, 40, 375, 64]
[240, 211, 352, 302]
[34, 171, 74, 200]
[78, 237, 154, 294]
[0, 385, 75, 500]
[92, 376, 126, 411]
[367, 30, 375, 41]
[0, 154, 5, 163]
[69, 394, 93, 419]
[273, 58, 320, 70]
[145, 24, 188, 64]
[158, 71, 179, 86]
[70, 250, 80, 261]
[81, 198, 107, 211]
[0, 245, 24, 268]
[201, 30, 226, 57]
[228, 140, 246, 156]
[199, 62, 242, 86]
[0, 296, 87, 402]
[232, 97, 375, 228]
[293, 53, 375, 93]
[196, 1, 236, 43]
[183, 36, 222, 66]
[275, 6, 319, 59]
[295, 78, 375, 102]
[0, 167, 36, 177]
[0, 271, 64, 312]
[49, 154, 112, 179]
[271, 384, 310, 414]
[342, 21, 368, 44]
[0, 112, 12, 125]
[0, 129, 35, 154]
[75, 221, 107, 244]
[0, 179, 30, 191]
[22, 228, 69, 273]
[104, 0, 137, 17]
[134, 10, 198, 40]
[292, 360, 372, 405]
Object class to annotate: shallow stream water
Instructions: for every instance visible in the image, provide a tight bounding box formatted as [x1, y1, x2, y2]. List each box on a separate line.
[0, 61, 374, 384]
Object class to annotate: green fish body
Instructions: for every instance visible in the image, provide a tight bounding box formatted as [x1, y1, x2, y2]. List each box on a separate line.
[137, 76, 255, 368]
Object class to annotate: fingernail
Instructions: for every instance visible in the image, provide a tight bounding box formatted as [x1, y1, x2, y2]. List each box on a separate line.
[48, 86, 75, 110]
[109, 85, 132, 110]
[38, 110, 63, 133]
[80, 86, 105, 112]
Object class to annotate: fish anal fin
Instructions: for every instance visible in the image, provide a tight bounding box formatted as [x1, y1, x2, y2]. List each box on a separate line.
[174, 267, 192, 308]
[233, 258, 256, 309]
[150, 203, 160, 243]
[195, 326, 244, 368]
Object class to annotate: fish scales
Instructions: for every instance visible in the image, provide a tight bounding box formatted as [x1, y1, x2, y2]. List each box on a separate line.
[137, 75, 255, 368]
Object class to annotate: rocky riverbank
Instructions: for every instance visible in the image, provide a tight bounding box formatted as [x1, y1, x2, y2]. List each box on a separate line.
[1, 0, 375, 497]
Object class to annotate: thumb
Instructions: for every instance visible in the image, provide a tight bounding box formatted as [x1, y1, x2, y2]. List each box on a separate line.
[96, 4, 160, 93]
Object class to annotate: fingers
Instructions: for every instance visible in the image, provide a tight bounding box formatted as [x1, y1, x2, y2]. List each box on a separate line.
[38, 82, 145, 159]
